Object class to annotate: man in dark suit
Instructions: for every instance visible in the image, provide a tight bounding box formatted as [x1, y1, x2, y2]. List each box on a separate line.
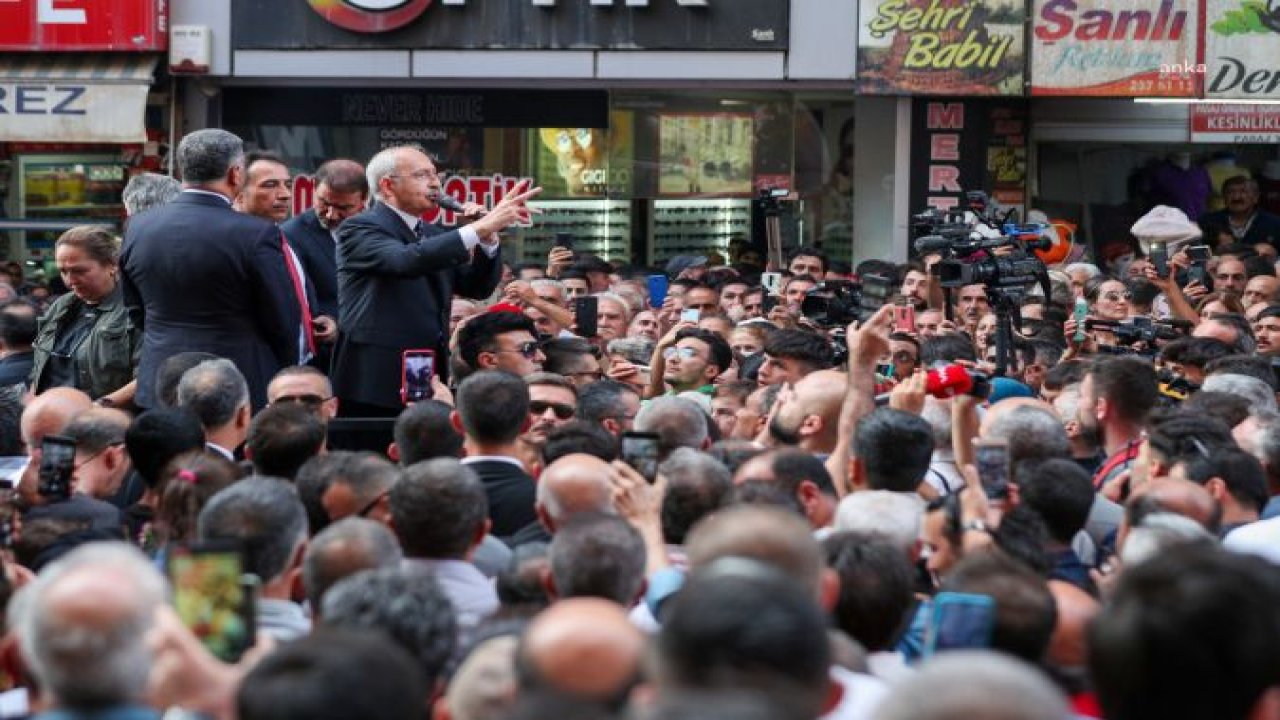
[453, 371, 538, 541]
[334, 145, 538, 414]
[121, 129, 300, 410]
[280, 158, 368, 372]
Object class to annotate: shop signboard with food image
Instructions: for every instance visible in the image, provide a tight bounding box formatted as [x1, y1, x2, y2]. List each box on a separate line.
[1205, 0, 1280, 99]
[856, 0, 1027, 95]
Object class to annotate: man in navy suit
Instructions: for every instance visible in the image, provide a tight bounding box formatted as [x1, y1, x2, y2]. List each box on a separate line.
[121, 129, 300, 410]
[333, 145, 539, 415]
[280, 158, 368, 372]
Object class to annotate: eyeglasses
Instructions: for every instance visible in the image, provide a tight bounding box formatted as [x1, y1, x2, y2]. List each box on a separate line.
[272, 394, 332, 408]
[530, 401, 576, 420]
[1101, 292, 1133, 302]
[356, 490, 390, 518]
[496, 341, 541, 359]
[389, 170, 439, 182]
[75, 442, 124, 470]
[663, 346, 700, 361]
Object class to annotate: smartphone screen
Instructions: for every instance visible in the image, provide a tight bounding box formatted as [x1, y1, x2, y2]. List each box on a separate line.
[621, 432, 662, 483]
[761, 272, 782, 296]
[575, 296, 599, 338]
[926, 592, 996, 655]
[553, 232, 575, 251]
[894, 303, 915, 333]
[168, 544, 257, 663]
[401, 349, 435, 405]
[38, 435, 76, 502]
[680, 308, 701, 323]
[974, 440, 1011, 500]
[648, 274, 669, 309]
[1186, 244, 1211, 262]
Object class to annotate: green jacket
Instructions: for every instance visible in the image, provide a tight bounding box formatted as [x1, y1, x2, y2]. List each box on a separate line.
[30, 285, 141, 400]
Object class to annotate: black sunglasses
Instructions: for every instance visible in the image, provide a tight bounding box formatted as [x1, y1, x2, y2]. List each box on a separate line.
[530, 400, 575, 420]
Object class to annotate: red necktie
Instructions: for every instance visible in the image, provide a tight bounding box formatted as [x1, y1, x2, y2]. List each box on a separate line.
[280, 233, 316, 356]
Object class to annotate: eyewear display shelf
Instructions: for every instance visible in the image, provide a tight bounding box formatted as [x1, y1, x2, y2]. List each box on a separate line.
[650, 198, 750, 267]
[519, 200, 631, 264]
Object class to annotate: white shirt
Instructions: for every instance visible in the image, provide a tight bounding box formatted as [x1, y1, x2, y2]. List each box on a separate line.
[1224, 517, 1280, 565]
[822, 666, 889, 720]
[385, 202, 496, 258]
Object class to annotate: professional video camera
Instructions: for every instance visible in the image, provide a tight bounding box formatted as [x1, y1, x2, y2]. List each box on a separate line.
[800, 274, 895, 328]
[910, 191, 1052, 376]
[1086, 317, 1188, 351]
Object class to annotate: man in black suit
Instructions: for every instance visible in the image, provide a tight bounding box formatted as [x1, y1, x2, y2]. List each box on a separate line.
[453, 370, 538, 541]
[334, 145, 538, 414]
[121, 128, 300, 410]
[280, 158, 368, 372]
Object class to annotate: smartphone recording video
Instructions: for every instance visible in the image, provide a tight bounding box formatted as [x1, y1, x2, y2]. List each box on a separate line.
[401, 349, 435, 405]
[168, 543, 257, 663]
[621, 432, 662, 484]
[38, 435, 76, 502]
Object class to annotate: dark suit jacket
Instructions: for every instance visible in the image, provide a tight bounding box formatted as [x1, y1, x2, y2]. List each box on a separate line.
[0, 350, 33, 387]
[281, 209, 338, 320]
[121, 191, 301, 409]
[463, 459, 538, 540]
[333, 201, 501, 410]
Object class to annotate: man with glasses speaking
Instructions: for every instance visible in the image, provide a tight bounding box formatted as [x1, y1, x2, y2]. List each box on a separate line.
[334, 145, 540, 416]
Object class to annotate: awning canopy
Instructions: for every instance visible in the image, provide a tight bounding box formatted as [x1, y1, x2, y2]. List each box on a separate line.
[0, 54, 157, 144]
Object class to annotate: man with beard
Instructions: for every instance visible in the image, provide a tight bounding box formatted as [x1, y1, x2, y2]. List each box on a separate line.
[282, 158, 368, 371]
[519, 373, 578, 474]
[1200, 176, 1280, 253]
[766, 370, 845, 458]
[954, 284, 990, 333]
[1077, 356, 1160, 492]
[731, 447, 838, 532]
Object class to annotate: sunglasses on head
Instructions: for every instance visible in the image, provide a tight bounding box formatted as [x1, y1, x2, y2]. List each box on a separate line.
[530, 401, 576, 420]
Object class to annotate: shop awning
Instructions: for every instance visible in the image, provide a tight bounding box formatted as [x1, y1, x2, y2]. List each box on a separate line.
[0, 54, 157, 144]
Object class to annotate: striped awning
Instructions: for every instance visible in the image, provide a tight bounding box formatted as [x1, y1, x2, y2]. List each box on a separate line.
[0, 53, 158, 143]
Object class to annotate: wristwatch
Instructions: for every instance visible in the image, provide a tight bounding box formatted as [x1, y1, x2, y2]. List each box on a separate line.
[962, 519, 991, 535]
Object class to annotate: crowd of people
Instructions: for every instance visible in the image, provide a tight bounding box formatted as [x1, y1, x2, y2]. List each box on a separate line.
[0, 128, 1278, 720]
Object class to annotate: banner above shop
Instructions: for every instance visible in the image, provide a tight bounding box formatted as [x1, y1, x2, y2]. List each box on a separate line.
[0, 55, 155, 143]
[1190, 104, 1280, 143]
[1204, 0, 1280, 99]
[909, 98, 1028, 217]
[856, 0, 1026, 95]
[0, 0, 166, 51]
[233, 0, 787, 51]
[1030, 0, 1199, 96]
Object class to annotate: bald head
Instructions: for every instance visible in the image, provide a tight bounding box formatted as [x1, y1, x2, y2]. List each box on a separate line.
[1137, 478, 1221, 532]
[685, 505, 823, 594]
[536, 453, 615, 530]
[447, 635, 519, 720]
[1046, 579, 1098, 671]
[519, 598, 646, 702]
[21, 388, 93, 448]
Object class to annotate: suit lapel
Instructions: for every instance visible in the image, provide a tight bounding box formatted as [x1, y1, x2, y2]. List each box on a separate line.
[373, 201, 420, 245]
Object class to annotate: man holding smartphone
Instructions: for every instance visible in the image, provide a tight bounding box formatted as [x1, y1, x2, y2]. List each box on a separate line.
[333, 146, 540, 415]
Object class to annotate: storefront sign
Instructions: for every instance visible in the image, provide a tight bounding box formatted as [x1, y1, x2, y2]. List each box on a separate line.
[0, 82, 149, 143]
[1205, 0, 1280, 98]
[234, 0, 786, 50]
[1190, 104, 1280, 143]
[909, 98, 1027, 215]
[1030, 0, 1198, 96]
[856, 0, 1026, 95]
[0, 0, 167, 51]
[223, 88, 609, 129]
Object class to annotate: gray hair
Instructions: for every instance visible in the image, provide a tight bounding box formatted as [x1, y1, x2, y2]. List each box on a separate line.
[303, 517, 404, 612]
[607, 337, 656, 366]
[875, 651, 1071, 720]
[198, 476, 308, 583]
[1121, 512, 1217, 567]
[594, 292, 633, 322]
[530, 278, 566, 298]
[122, 172, 181, 216]
[833, 491, 923, 553]
[635, 397, 708, 457]
[1064, 262, 1102, 280]
[985, 405, 1071, 468]
[177, 128, 245, 185]
[549, 513, 647, 605]
[1201, 373, 1278, 416]
[535, 463, 613, 523]
[10, 543, 167, 709]
[366, 145, 423, 205]
[177, 358, 249, 430]
[660, 446, 730, 490]
[1250, 415, 1280, 473]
